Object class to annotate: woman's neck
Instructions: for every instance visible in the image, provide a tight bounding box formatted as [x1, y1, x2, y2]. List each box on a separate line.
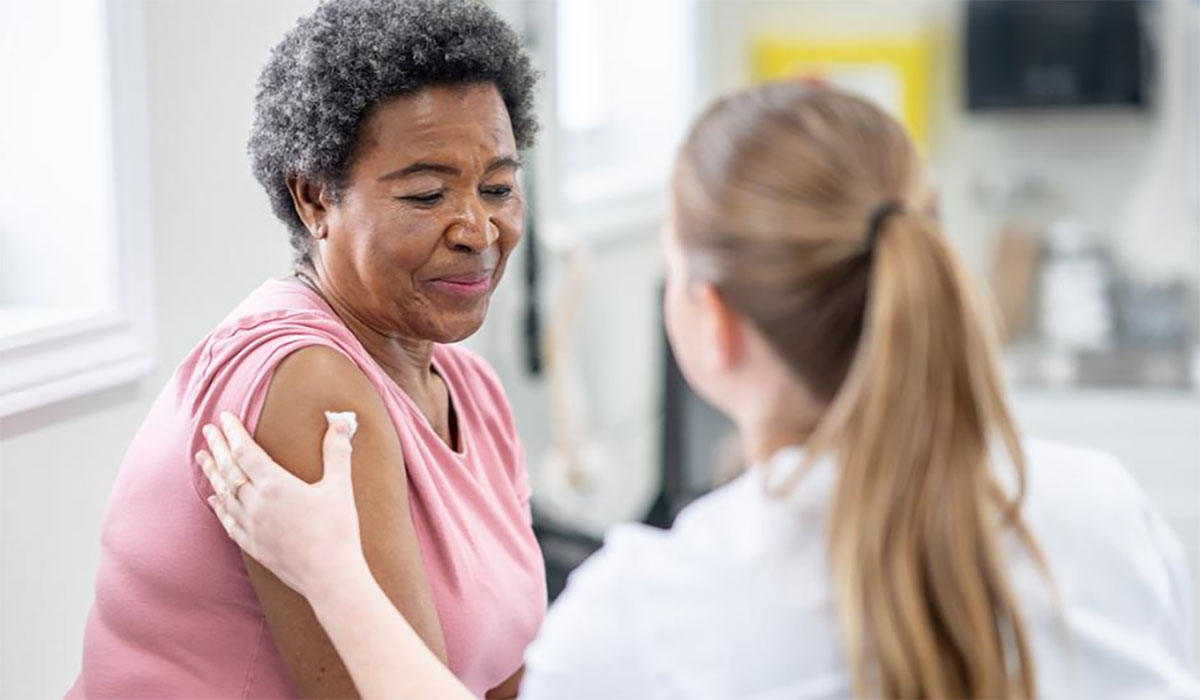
[295, 268, 438, 397]
[741, 423, 811, 466]
[735, 384, 825, 466]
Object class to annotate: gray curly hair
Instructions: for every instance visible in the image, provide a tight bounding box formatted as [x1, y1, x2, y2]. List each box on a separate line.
[248, 0, 539, 266]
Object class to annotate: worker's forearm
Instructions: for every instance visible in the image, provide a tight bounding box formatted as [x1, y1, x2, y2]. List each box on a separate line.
[309, 565, 473, 700]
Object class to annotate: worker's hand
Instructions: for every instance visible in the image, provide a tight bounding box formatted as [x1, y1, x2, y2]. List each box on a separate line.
[197, 411, 369, 599]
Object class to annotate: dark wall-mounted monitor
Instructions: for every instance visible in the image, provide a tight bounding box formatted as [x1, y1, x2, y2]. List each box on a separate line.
[966, 0, 1151, 111]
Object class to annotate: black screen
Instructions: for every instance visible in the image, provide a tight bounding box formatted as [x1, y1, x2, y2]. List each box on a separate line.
[967, 0, 1149, 110]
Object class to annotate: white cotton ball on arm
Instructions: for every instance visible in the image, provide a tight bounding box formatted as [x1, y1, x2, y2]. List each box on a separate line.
[324, 410, 358, 438]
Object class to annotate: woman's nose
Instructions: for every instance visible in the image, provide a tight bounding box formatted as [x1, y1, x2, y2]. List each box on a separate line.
[445, 200, 499, 252]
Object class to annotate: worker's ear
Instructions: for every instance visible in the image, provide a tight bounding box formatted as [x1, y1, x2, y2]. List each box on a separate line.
[694, 282, 745, 373]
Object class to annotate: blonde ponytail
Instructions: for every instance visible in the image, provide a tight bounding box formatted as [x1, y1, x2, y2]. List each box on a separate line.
[811, 210, 1037, 698]
[675, 82, 1045, 698]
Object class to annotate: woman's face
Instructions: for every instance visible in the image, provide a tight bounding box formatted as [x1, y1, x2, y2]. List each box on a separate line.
[315, 83, 522, 344]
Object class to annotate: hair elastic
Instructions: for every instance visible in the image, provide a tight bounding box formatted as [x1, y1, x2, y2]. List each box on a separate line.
[866, 202, 905, 250]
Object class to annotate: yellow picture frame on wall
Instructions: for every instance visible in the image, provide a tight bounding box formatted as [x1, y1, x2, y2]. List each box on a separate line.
[754, 35, 934, 148]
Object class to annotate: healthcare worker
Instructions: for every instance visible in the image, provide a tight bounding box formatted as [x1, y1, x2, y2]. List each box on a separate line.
[199, 83, 1200, 698]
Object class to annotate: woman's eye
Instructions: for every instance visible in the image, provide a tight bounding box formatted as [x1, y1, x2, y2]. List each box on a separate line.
[401, 192, 444, 205]
[482, 185, 513, 199]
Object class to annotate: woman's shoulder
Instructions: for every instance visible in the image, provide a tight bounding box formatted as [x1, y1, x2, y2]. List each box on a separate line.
[208, 278, 348, 344]
[160, 280, 377, 506]
[557, 468, 812, 607]
[175, 278, 382, 467]
[1020, 438, 1180, 569]
[1018, 439, 1177, 557]
[519, 522, 668, 698]
[189, 279, 362, 388]
[1018, 439, 1197, 682]
[524, 477, 844, 699]
[568, 454, 830, 581]
[1023, 439, 1142, 502]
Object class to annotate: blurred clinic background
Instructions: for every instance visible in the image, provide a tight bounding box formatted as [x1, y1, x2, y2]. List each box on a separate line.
[2, 0, 1199, 696]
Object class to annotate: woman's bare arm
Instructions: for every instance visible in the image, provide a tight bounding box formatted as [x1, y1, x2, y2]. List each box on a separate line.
[247, 345, 446, 697]
[200, 393, 473, 699]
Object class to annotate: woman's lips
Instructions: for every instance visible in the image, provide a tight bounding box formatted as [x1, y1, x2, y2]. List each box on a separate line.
[428, 272, 493, 298]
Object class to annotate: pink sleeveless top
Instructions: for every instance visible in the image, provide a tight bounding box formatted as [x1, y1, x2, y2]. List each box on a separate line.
[69, 278, 546, 698]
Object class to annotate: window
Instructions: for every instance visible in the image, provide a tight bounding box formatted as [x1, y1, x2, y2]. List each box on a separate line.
[0, 1, 154, 416]
[531, 0, 696, 244]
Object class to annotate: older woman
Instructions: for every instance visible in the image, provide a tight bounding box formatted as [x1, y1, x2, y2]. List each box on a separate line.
[68, 1, 544, 698]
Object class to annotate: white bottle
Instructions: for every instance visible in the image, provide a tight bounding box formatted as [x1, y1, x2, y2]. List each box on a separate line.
[1039, 220, 1114, 352]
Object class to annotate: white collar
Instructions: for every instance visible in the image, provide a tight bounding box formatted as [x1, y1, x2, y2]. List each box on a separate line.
[755, 446, 836, 507]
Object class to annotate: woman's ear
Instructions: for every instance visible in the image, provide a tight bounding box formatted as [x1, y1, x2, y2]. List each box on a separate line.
[696, 282, 743, 372]
[286, 175, 329, 239]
